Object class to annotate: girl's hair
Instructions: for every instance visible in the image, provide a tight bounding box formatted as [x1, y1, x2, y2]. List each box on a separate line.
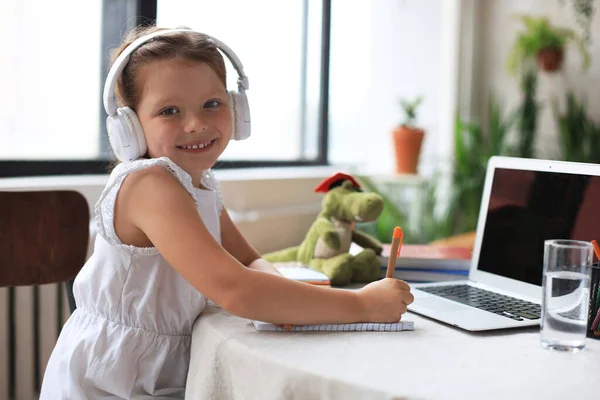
[109, 25, 228, 111]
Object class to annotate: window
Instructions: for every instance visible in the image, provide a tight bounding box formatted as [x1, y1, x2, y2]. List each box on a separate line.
[0, 0, 103, 160]
[0, 0, 329, 177]
[157, 0, 325, 163]
[328, 0, 448, 176]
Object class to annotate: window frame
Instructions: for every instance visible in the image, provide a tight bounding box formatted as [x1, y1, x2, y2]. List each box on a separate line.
[0, 0, 330, 178]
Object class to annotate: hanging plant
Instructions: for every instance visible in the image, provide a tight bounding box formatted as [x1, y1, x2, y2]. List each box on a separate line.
[507, 15, 590, 75]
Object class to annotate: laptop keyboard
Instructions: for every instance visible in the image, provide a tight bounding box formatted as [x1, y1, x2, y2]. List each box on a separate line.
[420, 284, 541, 321]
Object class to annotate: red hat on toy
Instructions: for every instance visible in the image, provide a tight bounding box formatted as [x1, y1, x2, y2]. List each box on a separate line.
[314, 172, 361, 193]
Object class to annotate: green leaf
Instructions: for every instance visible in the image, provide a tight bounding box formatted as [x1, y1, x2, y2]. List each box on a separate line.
[399, 96, 424, 126]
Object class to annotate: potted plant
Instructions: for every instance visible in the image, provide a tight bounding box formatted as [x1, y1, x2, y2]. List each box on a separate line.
[507, 15, 590, 75]
[393, 96, 425, 174]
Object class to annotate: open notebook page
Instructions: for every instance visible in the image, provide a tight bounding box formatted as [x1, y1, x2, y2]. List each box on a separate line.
[252, 320, 414, 332]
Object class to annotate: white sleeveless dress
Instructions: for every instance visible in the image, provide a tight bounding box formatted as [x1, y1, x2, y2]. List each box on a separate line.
[40, 157, 223, 399]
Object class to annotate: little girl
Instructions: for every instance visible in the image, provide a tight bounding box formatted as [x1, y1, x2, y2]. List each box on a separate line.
[40, 26, 414, 399]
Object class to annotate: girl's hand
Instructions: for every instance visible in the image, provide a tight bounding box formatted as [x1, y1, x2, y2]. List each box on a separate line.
[356, 278, 414, 323]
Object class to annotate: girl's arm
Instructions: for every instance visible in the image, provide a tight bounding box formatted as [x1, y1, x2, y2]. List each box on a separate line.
[120, 167, 412, 325]
[219, 208, 281, 275]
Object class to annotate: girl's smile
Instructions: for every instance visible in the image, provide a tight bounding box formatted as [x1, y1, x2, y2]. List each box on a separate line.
[176, 138, 217, 152]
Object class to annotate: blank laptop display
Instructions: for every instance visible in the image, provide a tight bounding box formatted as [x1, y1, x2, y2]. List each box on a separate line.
[478, 166, 600, 285]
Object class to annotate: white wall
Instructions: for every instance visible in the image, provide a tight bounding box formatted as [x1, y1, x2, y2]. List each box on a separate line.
[470, 0, 600, 158]
[216, 168, 333, 253]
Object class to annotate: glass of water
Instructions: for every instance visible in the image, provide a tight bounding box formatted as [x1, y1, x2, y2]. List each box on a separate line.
[541, 239, 593, 352]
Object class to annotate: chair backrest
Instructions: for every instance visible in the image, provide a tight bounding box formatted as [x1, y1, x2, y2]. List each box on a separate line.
[0, 190, 90, 287]
[0, 190, 90, 398]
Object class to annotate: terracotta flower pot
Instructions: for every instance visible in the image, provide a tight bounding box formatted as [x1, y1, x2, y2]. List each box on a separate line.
[536, 47, 564, 72]
[392, 125, 424, 174]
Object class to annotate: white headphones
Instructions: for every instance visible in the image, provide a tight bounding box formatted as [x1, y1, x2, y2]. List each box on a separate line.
[102, 28, 251, 162]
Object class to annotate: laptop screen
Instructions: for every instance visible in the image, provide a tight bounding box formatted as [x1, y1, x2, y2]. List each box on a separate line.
[477, 167, 600, 286]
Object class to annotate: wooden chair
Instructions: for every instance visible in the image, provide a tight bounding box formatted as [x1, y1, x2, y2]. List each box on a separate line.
[0, 190, 90, 398]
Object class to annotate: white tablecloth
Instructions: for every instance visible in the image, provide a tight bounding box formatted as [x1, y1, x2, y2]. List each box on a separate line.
[185, 303, 599, 400]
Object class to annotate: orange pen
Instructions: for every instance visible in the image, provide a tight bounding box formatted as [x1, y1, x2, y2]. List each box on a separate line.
[591, 240, 600, 261]
[386, 226, 404, 278]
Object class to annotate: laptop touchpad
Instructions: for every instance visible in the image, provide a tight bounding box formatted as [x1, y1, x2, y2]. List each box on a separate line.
[411, 296, 466, 313]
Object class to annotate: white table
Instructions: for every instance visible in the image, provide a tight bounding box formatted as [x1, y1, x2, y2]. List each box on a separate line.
[185, 303, 599, 400]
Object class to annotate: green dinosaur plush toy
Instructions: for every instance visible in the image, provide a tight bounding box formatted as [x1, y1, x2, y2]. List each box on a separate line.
[263, 172, 385, 286]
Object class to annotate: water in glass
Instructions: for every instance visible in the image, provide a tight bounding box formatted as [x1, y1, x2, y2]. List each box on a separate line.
[541, 271, 590, 351]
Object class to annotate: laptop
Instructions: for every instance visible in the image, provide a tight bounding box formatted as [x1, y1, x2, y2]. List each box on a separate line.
[408, 156, 600, 331]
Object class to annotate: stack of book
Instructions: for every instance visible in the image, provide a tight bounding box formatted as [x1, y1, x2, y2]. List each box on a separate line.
[350, 243, 471, 283]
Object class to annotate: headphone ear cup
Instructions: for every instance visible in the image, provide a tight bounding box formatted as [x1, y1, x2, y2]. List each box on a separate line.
[106, 107, 147, 161]
[229, 90, 251, 141]
[120, 107, 147, 157]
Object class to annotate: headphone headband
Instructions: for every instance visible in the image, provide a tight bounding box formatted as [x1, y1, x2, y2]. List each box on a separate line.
[103, 28, 249, 116]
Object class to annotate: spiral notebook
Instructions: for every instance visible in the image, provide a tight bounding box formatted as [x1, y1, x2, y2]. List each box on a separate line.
[252, 320, 414, 332]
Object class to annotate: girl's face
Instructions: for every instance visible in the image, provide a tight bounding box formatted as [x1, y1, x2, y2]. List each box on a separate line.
[135, 58, 232, 185]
